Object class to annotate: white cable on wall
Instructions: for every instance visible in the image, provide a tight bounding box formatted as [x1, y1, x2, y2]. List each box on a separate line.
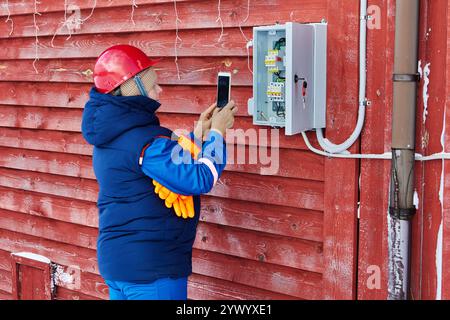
[302, 132, 392, 159]
[314, 0, 368, 154]
[303, 0, 450, 162]
[302, 132, 450, 162]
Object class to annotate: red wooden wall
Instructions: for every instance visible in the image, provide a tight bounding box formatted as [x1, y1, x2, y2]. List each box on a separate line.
[0, 0, 447, 300]
[357, 0, 450, 300]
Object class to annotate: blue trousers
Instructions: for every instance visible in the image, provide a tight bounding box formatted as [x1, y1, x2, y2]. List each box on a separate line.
[105, 277, 188, 300]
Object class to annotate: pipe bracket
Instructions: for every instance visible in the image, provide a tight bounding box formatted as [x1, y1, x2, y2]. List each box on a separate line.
[393, 73, 420, 82]
[389, 207, 416, 220]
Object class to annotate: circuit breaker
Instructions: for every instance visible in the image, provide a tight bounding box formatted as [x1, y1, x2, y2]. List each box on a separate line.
[248, 22, 327, 135]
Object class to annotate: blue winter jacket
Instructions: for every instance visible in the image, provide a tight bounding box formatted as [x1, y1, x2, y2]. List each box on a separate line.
[81, 87, 226, 283]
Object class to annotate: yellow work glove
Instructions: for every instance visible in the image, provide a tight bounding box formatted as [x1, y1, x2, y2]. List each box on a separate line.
[172, 196, 195, 219]
[153, 180, 179, 209]
[152, 134, 200, 219]
[153, 180, 195, 219]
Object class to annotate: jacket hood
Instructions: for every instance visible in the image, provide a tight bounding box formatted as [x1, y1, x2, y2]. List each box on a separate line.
[81, 87, 161, 146]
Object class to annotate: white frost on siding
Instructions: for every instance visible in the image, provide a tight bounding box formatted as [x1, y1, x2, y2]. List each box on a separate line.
[12, 252, 51, 264]
[436, 105, 446, 300]
[436, 222, 443, 300]
[413, 190, 419, 210]
[439, 107, 447, 204]
[420, 62, 431, 125]
[53, 265, 74, 285]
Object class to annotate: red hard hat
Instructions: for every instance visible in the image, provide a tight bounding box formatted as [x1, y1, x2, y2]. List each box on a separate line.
[93, 45, 161, 94]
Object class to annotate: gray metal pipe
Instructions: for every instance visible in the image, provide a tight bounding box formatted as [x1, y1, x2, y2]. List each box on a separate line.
[388, 0, 420, 300]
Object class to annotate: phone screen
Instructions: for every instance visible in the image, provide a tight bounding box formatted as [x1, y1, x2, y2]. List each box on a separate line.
[217, 75, 230, 108]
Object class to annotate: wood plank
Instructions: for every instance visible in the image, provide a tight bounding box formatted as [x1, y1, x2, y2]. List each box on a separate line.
[0, 227, 321, 299]
[158, 113, 316, 150]
[0, 106, 83, 132]
[0, 269, 12, 294]
[0, 128, 93, 155]
[0, 83, 89, 108]
[322, 0, 359, 300]
[0, 205, 322, 273]
[0, 142, 324, 181]
[357, 0, 393, 300]
[0, 27, 252, 60]
[0, 146, 95, 179]
[0, 186, 98, 228]
[0, 0, 193, 16]
[0, 185, 322, 241]
[0, 165, 323, 211]
[0, 0, 326, 39]
[209, 171, 324, 211]
[10, 257, 52, 300]
[416, 0, 448, 300]
[0, 208, 98, 250]
[0, 289, 12, 300]
[0, 57, 253, 86]
[192, 249, 322, 299]
[443, 0, 450, 301]
[62, 270, 108, 300]
[0, 230, 107, 299]
[0, 108, 317, 151]
[408, 0, 428, 300]
[227, 146, 324, 181]
[188, 273, 297, 300]
[0, 249, 11, 272]
[54, 287, 101, 300]
[0, 83, 252, 117]
[194, 222, 323, 273]
[1, 228, 320, 299]
[200, 196, 323, 242]
[0, 228, 99, 275]
[0, 167, 99, 202]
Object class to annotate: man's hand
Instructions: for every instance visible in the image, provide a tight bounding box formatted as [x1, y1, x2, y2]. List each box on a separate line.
[194, 103, 218, 141]
[210, 101, 238, 137]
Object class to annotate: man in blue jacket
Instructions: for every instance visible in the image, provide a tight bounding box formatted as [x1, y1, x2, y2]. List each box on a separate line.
[81, 45, 237, 300]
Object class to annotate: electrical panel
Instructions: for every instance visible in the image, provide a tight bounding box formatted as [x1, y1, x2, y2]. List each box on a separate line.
[248, 22, 327, 135]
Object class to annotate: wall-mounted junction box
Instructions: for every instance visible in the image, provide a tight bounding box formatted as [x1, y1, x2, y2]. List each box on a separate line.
[248, 22, 327, 135]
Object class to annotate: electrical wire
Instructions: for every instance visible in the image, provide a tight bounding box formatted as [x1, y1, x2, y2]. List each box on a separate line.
[302, 132, 450, 162]
[5, 0, 14, 36]
[131, 0, 138, 26]
[173, 0, 182, 80]
[315, 2, 367, 154]
[32, 0, 41, 74]
[215, 0, 224, 42]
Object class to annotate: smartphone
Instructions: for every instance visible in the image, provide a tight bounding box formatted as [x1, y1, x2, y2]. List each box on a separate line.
[217, 72, 231, 108]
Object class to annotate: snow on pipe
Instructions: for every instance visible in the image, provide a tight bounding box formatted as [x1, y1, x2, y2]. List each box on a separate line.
[314, 0, 368, 154]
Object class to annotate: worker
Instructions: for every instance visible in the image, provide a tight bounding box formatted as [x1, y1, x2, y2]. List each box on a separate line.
[81, 45, 237, 300]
